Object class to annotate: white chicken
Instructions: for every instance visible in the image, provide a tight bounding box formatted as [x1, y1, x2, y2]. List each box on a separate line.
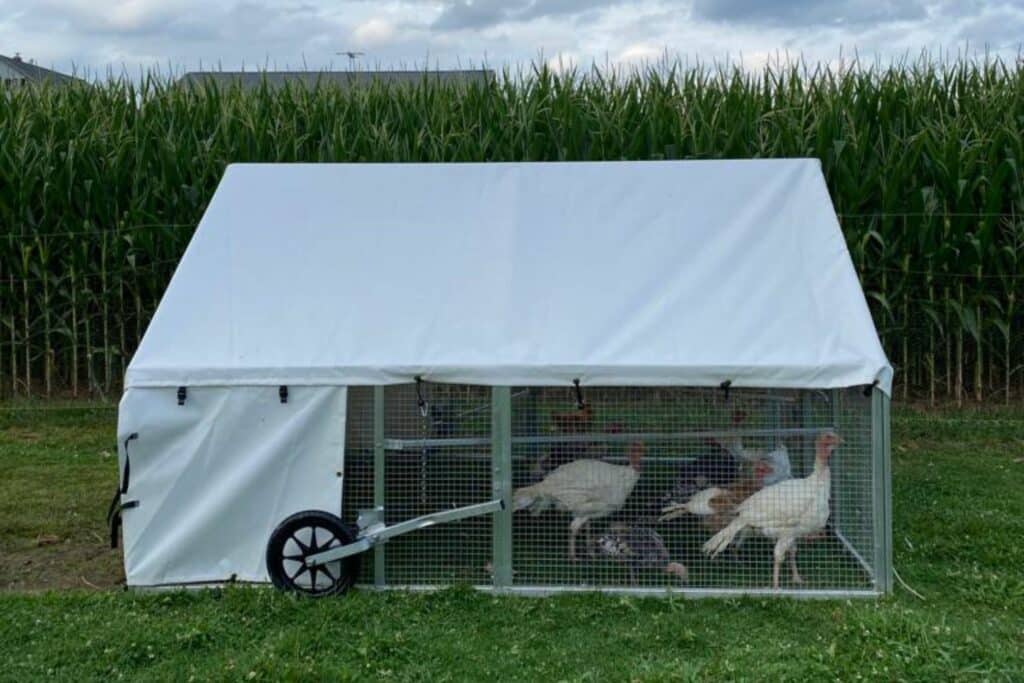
[513, 443, 643, 561]
[702, 431, 841, 589]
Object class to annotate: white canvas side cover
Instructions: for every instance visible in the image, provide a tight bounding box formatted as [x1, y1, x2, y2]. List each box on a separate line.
[117, 386, 345, 586]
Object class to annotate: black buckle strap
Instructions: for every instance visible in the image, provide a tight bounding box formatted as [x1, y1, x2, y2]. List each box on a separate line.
[107, 494, 138, 549]
[121, 433, 137, 493]
[108, 433, 139, 549]
[415, 376, 429, 417]
[107, 489, 120, 548]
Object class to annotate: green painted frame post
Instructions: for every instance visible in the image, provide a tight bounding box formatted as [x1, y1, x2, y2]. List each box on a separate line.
[491, 386, 513, 588]
[373, 386, 386, 588]
[871, 388, 893, 593]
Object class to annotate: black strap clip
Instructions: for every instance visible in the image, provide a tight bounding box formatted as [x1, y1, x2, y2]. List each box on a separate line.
[572, 378, 585, 410]
[107, 496, 138, 549]
[279, 385, 288, 404]
[415, 376, 429, 417]
[720, 380, 732, 402]
[177, 386, 187, 406]
[108, 433, 139, 549]
[107, 497, 139, 548]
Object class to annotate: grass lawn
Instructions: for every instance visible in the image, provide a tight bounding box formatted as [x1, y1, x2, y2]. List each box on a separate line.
[1, 402, 1022, 680]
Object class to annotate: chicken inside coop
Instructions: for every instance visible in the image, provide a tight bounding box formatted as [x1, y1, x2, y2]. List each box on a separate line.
[514, 442, 644, 561]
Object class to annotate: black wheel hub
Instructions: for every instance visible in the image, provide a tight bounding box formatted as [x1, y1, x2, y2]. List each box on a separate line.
[266, 510, 361, 597]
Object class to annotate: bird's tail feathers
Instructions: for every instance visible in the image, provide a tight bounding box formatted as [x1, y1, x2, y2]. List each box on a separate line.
[702, 518, 746, 558]
[658, 503, 687, 522]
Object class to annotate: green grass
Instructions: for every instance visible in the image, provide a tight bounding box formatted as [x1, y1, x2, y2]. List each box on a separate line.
[1, 403, 1023, 680]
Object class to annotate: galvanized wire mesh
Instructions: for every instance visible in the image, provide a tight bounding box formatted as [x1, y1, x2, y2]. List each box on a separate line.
[342, 384, 881, 595]
[342, 386, 376, 584]
[344, 384, 493, 587]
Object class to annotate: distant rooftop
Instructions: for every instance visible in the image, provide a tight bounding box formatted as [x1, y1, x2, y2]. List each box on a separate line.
[178, 69, 495, 91]
[0, 54, 81, 86]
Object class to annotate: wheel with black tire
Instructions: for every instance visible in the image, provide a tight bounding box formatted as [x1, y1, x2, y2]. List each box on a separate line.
[266, 510, 361, 597]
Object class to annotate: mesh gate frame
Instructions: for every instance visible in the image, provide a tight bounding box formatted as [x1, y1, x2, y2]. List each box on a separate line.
[342, 384, 892, 598]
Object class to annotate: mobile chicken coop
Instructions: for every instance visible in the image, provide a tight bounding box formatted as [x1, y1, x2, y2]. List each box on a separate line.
[115, 160, 893, 598]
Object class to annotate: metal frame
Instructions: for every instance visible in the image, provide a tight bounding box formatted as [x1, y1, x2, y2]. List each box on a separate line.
[491, 387, 513, 587]
[872, 387, 894, 593]
[306, 499, 504, 565]
[343, 383, 892, 598]
[359, 585, 882, 600]
[384, 426, 828, 450]
[373, 386, 386, 587]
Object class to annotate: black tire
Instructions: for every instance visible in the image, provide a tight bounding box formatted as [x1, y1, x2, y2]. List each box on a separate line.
[266, 510, 361, 597]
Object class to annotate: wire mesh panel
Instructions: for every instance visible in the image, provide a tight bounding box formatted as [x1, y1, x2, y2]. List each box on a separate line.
[343, 383, 883, 595]
[833, 388, 876, 584]
[342, 386, 376, 584]
[345, 383, 494, 587]
[508, 386, 876, 593]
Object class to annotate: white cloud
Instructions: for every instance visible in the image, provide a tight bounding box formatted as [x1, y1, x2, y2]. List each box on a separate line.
[354, 18, 397, 47]
[22, 0, 200, 35]
[0, 0, 1021, 77]
[617, 43, 663, 63]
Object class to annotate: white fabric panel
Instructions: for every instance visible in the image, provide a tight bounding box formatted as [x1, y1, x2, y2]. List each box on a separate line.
[117, 386, 346, 586]
[127, 160, 892, 393]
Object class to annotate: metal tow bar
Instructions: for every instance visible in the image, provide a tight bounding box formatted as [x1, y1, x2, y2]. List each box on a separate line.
[304, 498, 505, 567]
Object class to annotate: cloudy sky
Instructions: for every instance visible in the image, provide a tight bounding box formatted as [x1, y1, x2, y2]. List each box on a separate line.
[1, 0, 1021, 77]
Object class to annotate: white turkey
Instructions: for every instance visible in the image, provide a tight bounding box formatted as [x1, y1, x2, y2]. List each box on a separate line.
[513, 443, 644, 561]
[703, 431, 841, 588]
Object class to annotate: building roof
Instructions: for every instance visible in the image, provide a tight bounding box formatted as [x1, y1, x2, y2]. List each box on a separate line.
[0, 54, 81, 85]
[128, 160, 893, 394]
[178, 69, 494, 91]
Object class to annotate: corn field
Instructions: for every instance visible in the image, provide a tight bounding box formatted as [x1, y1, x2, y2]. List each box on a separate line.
[1, 60, 1022, 403]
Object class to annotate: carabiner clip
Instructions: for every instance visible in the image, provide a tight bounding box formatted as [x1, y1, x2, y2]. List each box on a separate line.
[415, 376, 430, 417]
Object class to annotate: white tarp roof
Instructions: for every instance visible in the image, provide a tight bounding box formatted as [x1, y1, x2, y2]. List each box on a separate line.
[127, 160, 892, 394]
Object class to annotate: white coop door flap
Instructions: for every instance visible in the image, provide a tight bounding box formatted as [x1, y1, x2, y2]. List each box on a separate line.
[116, 385, 347, 586]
